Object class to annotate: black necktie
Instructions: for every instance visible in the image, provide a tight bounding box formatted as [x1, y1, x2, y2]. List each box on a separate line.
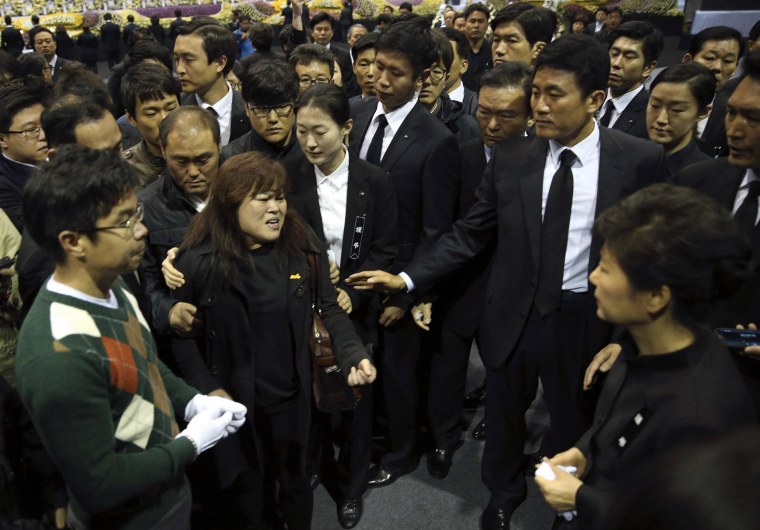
[365, 114, 387, 166]
[599, 100, 614, 127]
[736, 180, 760, 234]
[535, 149, 577, 316]
[205, 106, 219, 118]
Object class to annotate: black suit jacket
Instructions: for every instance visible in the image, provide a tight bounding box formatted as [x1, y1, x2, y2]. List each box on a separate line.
[609, 87, 649, 140]
[438, 138, 494, 336]
[51, 56, 68, 82]
[349, 97, 461, 272]
[1, 26, 24, 56]
[99, 21, 121, 51]
[180, 90, 250, 145]
[405, 127, 666, 369]
[671, 158, 760, 327]
[697, 76, 741, 158]
[284, 153, 398, 339]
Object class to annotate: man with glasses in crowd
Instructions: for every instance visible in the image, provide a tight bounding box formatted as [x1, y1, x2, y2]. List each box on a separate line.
[0, 84, 48, 232]
[221, 59, 303, 165]
[289, 43, 335, 94]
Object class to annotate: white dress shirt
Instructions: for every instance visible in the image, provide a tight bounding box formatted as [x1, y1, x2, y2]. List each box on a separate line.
[544, 123, 601, 292]
[195, 82, 234, 146]
[733, 169, 760, 226]
[600, 85, 644, 128]
[359, 96, 418, 162]
[448, 83, 465, 104]
[315, 149, 350, 264]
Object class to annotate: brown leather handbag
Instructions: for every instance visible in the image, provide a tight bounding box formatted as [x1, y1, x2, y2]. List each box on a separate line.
[307, 254, 361, 412]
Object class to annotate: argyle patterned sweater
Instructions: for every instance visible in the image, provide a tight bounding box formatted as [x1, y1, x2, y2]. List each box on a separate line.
[16, 280, 198, 529]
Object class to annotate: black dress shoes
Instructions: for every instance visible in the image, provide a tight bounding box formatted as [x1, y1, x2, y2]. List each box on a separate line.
[366, 463, 412, 488]
[309, 473, 320, 490]
[464, 384, 487, 409]
[472, 419, 486, 440]
[427, 448, 453, 479]
[337, 497, 363, 529]
[480, 504, 509, 529]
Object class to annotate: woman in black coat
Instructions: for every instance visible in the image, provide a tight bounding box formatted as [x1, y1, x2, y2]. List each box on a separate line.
[534, 184, 756, 528]
[170, 152, 376, 530]
[285, 83, 397, 528]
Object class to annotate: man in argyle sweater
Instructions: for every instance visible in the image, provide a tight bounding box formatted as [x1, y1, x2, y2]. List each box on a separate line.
[16, 145, 247, 529]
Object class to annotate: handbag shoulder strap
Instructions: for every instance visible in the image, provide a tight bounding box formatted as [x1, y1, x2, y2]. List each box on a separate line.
[307, 253, 320, 310]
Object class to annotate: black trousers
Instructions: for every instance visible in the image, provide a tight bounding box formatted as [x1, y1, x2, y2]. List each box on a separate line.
[482, 293, 610, 514]
[379, 316, 421, 471]
[237, 398, 313, 530]
[427, 319, 480, 451]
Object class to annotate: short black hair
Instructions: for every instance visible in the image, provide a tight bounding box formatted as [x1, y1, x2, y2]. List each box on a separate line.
[609, 21, 664, 64]
[688, 26, 744, 59]
[104, 13, 112, 21]
[31, 15, 39, 24]
[310, 12, 335, 29]
[479, 61, 533, 115]
[50, 63, 113, 112]
[17, 52, 49, 79]
[176, 18, 237, 76]
[607, 6, 623, 16]
[289, 43, 335, 77]
[0, 84, 46, 132]
[0, 49, 24, 81]
[744, 50, 760, 82]
[4, 15, 11, 25]
[650, 62, 716, 114]
[595, 183, 750, 326]
[241, 58, 299, 107]
[41, 98, 108, 148]
[750, 19, 760, 44]
[376, 13, 393, 25]
[23, 145, 140, 264]
[121, 62, 181, 118]
[351, 31, 379, 60]
[595, 6, 609, 15]
[376, 19, 438, 79]
[399, 2, 413, 12]
[123, 38, 173, 71]
[32, 27, 54, 42]
[431, 29, 454, 71]
[491, 4, 557, 46]
[127, 14, 134, 22]
[534, 34, 610, 97]
[463, 3, 489, 22]
[159, 106, 220, 148]
[249, 22, 274, 52]
[239, 14, 251, 23]
[441, 26, 469, 62]
[174, 8, 182, 16]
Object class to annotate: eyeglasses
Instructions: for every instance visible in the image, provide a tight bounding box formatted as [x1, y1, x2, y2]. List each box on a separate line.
[298, 76, 331, 88]
[2, 126, 42, 140]
[428, 68, 448, 84]
[247, 103, 294, 119]
[1, 78, 23, 89]
[90, 203, 144, 238]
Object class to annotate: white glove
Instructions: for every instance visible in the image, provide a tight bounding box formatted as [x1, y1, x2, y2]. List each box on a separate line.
[176, 409, 233, 456]
[184, 394, 247, 435]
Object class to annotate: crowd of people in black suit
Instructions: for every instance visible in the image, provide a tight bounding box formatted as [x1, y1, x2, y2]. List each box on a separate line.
[1, 1, 760, 529]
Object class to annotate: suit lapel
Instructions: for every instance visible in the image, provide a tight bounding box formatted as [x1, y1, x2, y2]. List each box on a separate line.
[381, 104, 422, 170]
[350, 99, 376, 157]
[516, 138, 550, 269]
[614, 88, 647, 133]
[340, 155, 369, 270]
[713, 161, 745, 210]
[294, 158, 327, 241]
[230, 91, 250, 141]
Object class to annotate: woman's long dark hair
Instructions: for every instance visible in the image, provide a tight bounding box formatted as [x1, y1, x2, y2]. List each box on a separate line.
[181, 152, 314, 275]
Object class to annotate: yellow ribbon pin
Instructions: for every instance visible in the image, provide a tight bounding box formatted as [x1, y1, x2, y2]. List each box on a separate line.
[290, 273, 302, 280]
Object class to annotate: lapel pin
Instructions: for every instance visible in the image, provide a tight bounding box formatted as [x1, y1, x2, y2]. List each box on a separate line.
[290, 273, 302, 280]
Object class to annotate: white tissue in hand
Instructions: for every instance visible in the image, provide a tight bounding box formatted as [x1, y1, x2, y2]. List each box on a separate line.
[535, 461, 577, 480]
[535, 462, 578, 521]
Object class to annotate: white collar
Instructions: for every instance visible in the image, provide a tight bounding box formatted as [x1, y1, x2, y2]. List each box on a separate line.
[2, 152, 38, 169]
[448, 82, 465, 103]
[371, 96, 419, 137]
[548, 121, 601, 168]
[47, 276, 119, 309]
[740, 168, 760, 189]
[604, 84, 644, 113]
[195, 81, 233, 117]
